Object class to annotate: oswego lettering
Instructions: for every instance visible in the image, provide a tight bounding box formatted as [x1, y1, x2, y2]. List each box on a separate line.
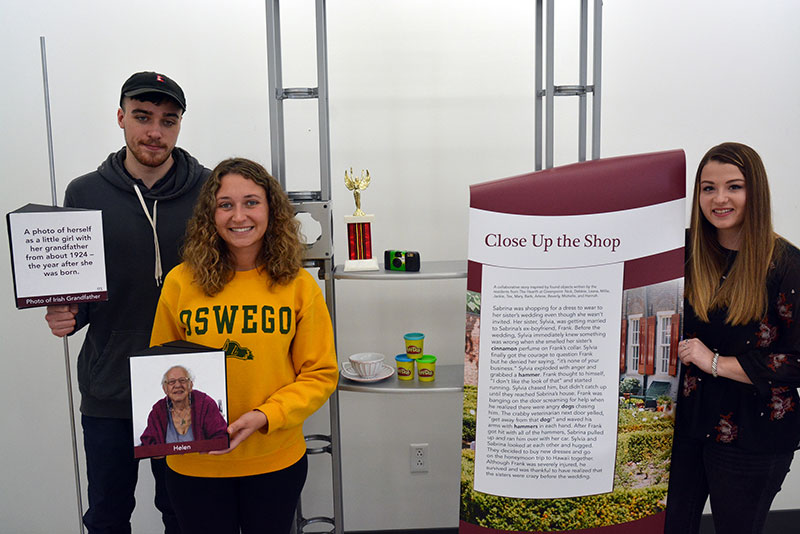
[179, 305, 293, 336]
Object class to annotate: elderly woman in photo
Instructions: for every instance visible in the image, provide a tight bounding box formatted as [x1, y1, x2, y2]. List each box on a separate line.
[140, 365, 227, 445]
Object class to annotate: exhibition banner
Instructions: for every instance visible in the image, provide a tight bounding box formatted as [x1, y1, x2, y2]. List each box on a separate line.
[6, 204, 107, 308]
[461, 151, 685, 533]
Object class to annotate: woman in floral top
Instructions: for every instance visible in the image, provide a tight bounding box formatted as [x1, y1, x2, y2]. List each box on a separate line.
[665, 143, 800, 534]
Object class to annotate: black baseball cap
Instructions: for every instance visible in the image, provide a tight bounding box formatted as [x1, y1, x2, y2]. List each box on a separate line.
[120, 71, 186, 111]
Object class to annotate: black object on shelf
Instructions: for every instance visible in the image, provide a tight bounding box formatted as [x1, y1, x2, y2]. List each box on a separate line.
[384, 250, 420, 272]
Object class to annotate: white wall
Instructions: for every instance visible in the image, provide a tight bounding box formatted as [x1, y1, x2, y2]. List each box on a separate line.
[1, 1, 799, 532]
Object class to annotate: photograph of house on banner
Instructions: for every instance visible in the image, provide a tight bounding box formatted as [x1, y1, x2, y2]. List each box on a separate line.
[619, 281, 683, 413]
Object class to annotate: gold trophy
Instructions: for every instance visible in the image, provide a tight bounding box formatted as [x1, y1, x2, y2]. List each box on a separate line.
[343, 168, 379, 271]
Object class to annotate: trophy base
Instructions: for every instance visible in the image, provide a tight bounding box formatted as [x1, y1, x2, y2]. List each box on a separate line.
[344, 258, 379, 272]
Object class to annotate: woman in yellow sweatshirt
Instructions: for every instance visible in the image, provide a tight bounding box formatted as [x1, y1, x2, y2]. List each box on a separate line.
[150, 158, 338, 533]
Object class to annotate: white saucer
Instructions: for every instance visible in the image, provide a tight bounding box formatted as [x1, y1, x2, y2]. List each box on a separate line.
[341, 363, 395, 383]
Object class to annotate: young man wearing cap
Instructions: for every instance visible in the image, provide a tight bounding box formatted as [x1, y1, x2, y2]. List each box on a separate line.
[44, 71, 210, 534]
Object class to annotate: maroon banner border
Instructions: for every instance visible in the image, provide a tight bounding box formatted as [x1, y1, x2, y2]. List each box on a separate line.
[470, 150, 685, 216]
[622, 248, 684, 290]
[459, 511, 665, 534]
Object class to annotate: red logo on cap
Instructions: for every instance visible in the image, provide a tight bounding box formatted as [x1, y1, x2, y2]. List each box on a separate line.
[156, 75, 165, 83]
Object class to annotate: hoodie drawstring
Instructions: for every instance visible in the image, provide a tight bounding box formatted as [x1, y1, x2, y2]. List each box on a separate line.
[133, 185, 163, 286]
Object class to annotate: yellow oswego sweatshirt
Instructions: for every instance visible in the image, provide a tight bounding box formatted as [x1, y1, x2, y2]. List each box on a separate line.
[150, 263, 338, 477]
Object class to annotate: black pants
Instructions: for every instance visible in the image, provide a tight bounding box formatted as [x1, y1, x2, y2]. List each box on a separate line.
[81, 415, 179, 534]
[665, 435, 793, 534]
[165, 454, 308, 534]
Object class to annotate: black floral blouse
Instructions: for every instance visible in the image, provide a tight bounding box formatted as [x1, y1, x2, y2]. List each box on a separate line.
[677, 239, 800, 453]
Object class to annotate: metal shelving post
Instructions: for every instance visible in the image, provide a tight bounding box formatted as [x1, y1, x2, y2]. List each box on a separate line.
[265, 1, 342, 533]
[535, 0, 603, 170]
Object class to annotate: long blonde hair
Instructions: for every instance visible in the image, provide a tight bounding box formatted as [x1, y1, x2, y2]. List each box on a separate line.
[182, 158, 303, 296]
[686, 142, 781, 325]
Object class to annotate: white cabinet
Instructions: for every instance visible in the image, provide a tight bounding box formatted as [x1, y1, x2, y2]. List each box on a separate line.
[333, 260, 467, 531]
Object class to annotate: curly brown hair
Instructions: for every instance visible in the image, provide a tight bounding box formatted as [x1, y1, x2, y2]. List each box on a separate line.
[182, 158, 303, 295]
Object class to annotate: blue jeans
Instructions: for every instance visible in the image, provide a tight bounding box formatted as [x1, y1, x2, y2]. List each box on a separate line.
[665, 434, 793, 534]
[81, 415, 180, 534]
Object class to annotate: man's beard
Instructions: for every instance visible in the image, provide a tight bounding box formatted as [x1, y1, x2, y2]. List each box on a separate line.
[127, 139, 172, 168]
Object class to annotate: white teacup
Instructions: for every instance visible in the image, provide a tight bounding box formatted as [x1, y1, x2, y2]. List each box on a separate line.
[347, 352, 385, 378]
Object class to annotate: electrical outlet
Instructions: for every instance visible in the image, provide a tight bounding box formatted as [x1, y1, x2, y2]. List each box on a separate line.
[410, 443, 429, 473]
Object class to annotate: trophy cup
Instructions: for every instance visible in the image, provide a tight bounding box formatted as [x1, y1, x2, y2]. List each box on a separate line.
[343, 168, 379, 271]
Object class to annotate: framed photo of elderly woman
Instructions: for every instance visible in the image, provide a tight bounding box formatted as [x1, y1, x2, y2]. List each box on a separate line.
[130, 342, 229, 459]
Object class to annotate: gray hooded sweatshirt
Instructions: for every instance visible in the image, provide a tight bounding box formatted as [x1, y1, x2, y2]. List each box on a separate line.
[65, 146, 210, 418]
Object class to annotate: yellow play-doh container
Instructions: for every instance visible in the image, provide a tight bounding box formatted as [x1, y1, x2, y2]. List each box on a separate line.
[404, 332, 424, 359]
[395, 354, 414, 381]
[417, 354, 437, 382]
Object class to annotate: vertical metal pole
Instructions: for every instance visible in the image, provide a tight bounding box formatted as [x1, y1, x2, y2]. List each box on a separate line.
[42, 41, 59, 207]
[267, 2, 340, 531]
[545, 0, 555, 169]
[578, 0, 588, 162]
[327, 389, 343, 534]
[534, 0, 543, 171]
[266, 0, 287, 188]
[316, 2, 340, 528]
[591, 0, 603, 159]
[316, 0, 332, 202]
[40, 36, 86, 534]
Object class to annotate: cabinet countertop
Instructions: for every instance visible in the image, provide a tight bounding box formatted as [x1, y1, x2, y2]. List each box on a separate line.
[333, 260, 467, 280]
[338, 364, 464, 394]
